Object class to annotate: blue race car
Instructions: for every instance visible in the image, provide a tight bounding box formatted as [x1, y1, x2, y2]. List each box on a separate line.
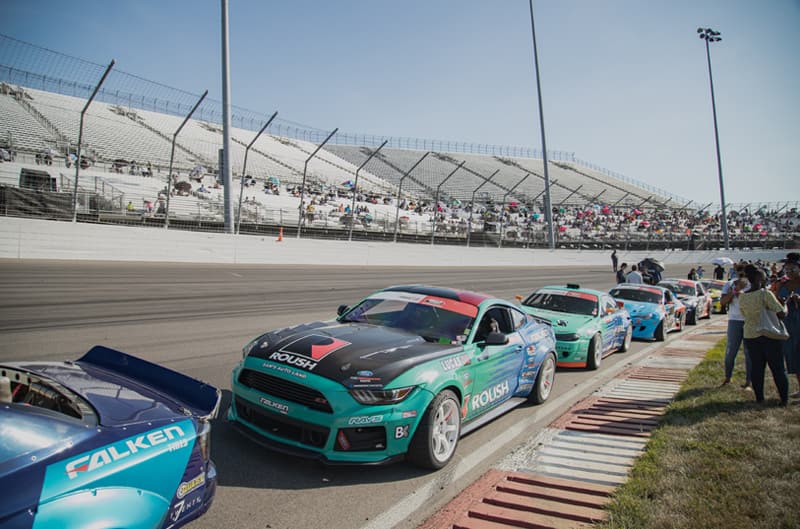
[609, 284, 686, 341]
[0, 346, 221, 529]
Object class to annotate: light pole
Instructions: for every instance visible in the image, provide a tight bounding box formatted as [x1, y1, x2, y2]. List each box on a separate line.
[698, 27, 729, 250]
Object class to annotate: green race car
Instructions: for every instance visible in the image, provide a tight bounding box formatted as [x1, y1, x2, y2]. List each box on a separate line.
[518, 284, 632, 369]
[228, 285, 557, 469]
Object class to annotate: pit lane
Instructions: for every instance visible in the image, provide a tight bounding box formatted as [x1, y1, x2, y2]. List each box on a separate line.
[0, 260, 702, 529]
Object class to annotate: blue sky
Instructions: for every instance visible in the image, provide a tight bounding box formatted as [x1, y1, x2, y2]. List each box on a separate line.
[2, 0, 798, 205]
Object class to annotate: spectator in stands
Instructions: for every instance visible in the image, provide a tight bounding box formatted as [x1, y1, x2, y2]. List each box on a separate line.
[126, 201, 135, 215]
[616, 263, 628, 284]
[720, 263, 751, 388]
[0, 147, 9, 162]
[626, 264, 643, 284]
[739, 265, 788, 406]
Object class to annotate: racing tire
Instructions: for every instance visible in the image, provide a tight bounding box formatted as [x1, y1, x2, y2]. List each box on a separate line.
[655, 321, 666, 342]
[619, 325, 633, 352]
[529, 352, 557, 404]
[586, 334, 602, 370]
[407, 389, 461, 470]
[687, 312, 697, 326]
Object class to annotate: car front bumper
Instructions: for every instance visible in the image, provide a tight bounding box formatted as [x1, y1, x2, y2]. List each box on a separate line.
[228, 364, 432, 465]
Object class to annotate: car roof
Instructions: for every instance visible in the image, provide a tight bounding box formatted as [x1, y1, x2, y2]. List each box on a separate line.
[382, 285, 494, 307]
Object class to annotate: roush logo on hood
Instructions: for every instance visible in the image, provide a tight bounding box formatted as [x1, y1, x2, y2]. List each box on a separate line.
[269, 334, 351, 371]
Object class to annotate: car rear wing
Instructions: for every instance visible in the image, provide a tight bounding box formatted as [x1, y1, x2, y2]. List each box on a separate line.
[77, 345, 221, 420]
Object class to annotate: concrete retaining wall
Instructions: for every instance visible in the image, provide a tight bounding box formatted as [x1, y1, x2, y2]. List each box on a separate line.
[0, 217, 787, 266]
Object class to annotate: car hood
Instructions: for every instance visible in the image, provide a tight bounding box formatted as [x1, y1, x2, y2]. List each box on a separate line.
[5, 361, 190, 427]
[246, 321, 463, 388]
[619, 301, 658, 315]
[520, 307, 594, 333]
[675, 294, 700, 304]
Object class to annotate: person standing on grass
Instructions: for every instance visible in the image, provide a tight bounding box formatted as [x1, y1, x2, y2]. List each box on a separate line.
[770, 252, 800, 399]
[720, 263, 751, 388]
[739, 265, 789, 406]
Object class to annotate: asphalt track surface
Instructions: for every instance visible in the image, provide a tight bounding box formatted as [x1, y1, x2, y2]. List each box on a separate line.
[0, 260, 700, 529]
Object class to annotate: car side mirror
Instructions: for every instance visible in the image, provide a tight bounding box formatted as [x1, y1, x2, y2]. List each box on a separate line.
[337, 304, 349, 316]
[484, 331, 508, 346]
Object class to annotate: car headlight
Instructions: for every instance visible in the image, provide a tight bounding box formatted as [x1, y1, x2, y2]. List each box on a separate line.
[349, 386, 416, 405]
[555, 333, 580, 341]
[197, 420, 212, 463]
[242, 337, 261, 359]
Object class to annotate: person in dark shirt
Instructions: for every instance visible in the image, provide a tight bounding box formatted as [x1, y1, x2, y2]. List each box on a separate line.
[616, 263, 627, 284]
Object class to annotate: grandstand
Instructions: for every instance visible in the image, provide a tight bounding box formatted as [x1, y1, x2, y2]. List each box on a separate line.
[0, 34, 796, 250]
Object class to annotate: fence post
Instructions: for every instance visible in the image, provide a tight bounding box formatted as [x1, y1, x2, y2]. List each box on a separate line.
[349, 140, 388, 241]
[164, 90, 208, 229]
[72, 60, 114, 222]
[237, 111, 277, 234]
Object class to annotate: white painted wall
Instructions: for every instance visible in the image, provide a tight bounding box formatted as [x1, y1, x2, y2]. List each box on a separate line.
[0, 217, 787, 266]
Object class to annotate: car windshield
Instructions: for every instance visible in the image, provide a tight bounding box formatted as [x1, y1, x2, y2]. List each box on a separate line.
[609, 288, 661, 304]
[340, 293, 477, 344]
[661, 283, 696, 296]
[523, 291, 598, 316]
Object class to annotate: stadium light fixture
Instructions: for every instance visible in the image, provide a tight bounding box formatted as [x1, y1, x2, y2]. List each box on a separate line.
[697, 26, 729, 250]
[528, 0, 555, 249]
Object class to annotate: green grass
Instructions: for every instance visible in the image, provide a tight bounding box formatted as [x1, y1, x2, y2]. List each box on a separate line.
[598, 340, 800, 529]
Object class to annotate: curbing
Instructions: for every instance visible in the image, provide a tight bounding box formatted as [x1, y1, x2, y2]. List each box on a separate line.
[418, 318, 728, 529]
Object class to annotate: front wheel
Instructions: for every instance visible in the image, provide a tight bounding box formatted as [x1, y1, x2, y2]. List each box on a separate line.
[687, 312, 697, 325]
[586, 334, 602, 370]
[530, 352, 557, 404]
[655, 320, 666, 341]
[619, 326, 632, 352]
[407, 390, 461, 469]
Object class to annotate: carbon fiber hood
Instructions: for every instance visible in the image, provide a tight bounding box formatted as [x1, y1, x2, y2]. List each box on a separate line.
[246, 321, 463, 388]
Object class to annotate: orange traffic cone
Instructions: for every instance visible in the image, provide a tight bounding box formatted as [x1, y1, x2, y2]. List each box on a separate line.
[276, 227, 283, 242]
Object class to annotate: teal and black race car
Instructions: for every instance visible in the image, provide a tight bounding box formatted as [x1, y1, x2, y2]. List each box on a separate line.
[517, 284, 632, 369]
[229, 285, 557, 469]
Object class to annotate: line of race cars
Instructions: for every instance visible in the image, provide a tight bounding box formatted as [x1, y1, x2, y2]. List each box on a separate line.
[1, 277, 721, 528]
